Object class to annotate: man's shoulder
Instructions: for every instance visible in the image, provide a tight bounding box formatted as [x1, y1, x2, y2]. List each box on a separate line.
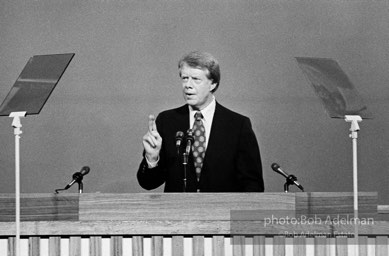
[158, 105, 187, 117]
[216, 102, 250, 122]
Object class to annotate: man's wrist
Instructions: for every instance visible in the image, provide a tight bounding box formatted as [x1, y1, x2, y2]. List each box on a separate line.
[145, 154, 159, 168]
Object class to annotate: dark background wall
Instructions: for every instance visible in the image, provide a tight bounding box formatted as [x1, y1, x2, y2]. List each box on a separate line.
[1, 0, 388, 203]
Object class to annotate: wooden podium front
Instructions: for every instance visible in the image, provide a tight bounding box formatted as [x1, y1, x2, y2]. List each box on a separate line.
[0, 192, 387, 256]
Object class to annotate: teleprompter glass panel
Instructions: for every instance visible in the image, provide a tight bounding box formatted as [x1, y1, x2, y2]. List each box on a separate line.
[0, 53, 75, 116]
[296, 57, 372, 119]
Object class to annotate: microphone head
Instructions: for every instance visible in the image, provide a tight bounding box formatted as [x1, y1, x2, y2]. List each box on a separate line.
[81, 166, 90, 175]
[175, 131, 184, 140]
[186, 129, 194, 142]
[271, 163, 280, 171]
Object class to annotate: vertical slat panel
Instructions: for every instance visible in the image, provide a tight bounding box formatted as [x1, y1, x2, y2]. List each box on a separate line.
[265, 237, 273, 256]
[212, 236, 224, 256]
[358, 236, 368, 256]
[204, 237, 212, 256]
[2, 231, 388, 256]
[8, 237, 15, 256]
[151, 236, 163, 256]
[184, 237, 192, 256]
[40, 238, 49, 256]
[89, 236, 101, 256]
[29, 237, 40, 256]
[348, 238, 359, 256]
[81, 238, 89, 256]
[293, 236, 305, 256]
[132, 236, 143, 256]
[253, 236, 265, 256]
[192, 236, 204, 256]
[305, 238, 314, 256]
[232, 236, 245, 256]
[163, 237, 172, 256]
[172, 236, 184, 256]
[327, 237, 336, 256]
[111, 236, 123, 256]
[245, 237, 253, 256]
[223, 237, 232, 256]
[367, 238, 375, 256]
[69, 236, 81, 256]
[375, 236, 388, 256]
[49, 236, 61, 256]
[314, 236, 326, 256]
[21, 238, 29, 256]
[0, 238, 8, 256]
[60, 237, 69, 256]
[273, 236, 285, 256]
[143, 237, 151, 256]
[102, 238, 111, 256]
[335, 237, 347, 256]
[122, 237, 132, 256]
[284, 238, 293, 256]
[5, 235, 388, 256]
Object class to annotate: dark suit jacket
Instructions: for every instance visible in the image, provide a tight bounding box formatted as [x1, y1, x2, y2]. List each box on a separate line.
[137, 102, 264, 192]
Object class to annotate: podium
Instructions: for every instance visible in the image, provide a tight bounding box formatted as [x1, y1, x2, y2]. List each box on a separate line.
[0, 192, 387, 256]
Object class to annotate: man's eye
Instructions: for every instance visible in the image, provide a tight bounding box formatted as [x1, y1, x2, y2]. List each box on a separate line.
[181, 76, 189, 81]
[193, 78, 202, 83]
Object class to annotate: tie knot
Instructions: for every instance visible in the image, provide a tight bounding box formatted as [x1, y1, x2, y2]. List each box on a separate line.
[194, 111, 203, 121]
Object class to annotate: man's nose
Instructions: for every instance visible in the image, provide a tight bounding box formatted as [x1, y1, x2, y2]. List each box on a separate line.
[184, 78, 193, 88]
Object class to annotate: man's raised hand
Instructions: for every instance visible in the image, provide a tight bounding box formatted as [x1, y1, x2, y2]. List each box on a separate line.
[142, 115, 162, 162]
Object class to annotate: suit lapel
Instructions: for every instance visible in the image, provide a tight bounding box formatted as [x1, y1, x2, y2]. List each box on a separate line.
[173, 104, 190, 133]
[203, 102, 226, 166]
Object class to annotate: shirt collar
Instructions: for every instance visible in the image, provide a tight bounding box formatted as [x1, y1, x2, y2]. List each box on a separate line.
[188, 95, 216, 122]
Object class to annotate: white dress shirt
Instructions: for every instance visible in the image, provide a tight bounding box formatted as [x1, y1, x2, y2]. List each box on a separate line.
[188, 96, 216, 149]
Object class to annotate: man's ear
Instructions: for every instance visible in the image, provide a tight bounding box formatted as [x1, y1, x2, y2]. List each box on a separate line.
[210, 82, 217, 92]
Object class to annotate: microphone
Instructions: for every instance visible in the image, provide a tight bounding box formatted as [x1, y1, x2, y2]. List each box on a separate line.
[175, 131, 184, 154]
[64, 166, 90, 190]
[271, 163, 304, 191]
[185, 129, 194, 155]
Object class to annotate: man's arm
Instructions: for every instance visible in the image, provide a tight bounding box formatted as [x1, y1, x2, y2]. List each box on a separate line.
[137, 156, 166, 190]
[137, 115, 165, 190]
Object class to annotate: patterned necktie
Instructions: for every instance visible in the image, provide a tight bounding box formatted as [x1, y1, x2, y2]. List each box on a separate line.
[192, 111, 206, 183]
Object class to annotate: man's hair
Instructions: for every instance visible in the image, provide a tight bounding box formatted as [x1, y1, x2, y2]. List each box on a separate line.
[178, 51, 220, 93]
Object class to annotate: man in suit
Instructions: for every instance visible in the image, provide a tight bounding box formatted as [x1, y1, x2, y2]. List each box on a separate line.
[137, 51, 264, 192]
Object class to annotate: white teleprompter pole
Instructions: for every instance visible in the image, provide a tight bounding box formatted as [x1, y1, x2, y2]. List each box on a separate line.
[345, 115, 362, 256]
[9, 111, 26, 256]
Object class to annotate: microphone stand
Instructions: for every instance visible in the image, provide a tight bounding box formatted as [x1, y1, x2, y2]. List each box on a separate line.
[73, 172, 85, 193]
[55, 173, 85, 194]
[181, 130, 193, 192]
[182, 152, 188, 192]
[283, 174, 304, 193]
[78, 180, 84, 194]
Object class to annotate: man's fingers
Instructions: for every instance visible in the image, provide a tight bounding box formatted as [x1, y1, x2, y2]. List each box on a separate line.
[149, 130, 161, 139]
[143, 131, 161, 148]
[145, 115, 161, 151]
[143, 133, 156, 148]
[148, 115, 156, 132]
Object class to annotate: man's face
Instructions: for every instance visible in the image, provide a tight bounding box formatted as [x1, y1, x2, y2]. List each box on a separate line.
[180, 64, 216, 110]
